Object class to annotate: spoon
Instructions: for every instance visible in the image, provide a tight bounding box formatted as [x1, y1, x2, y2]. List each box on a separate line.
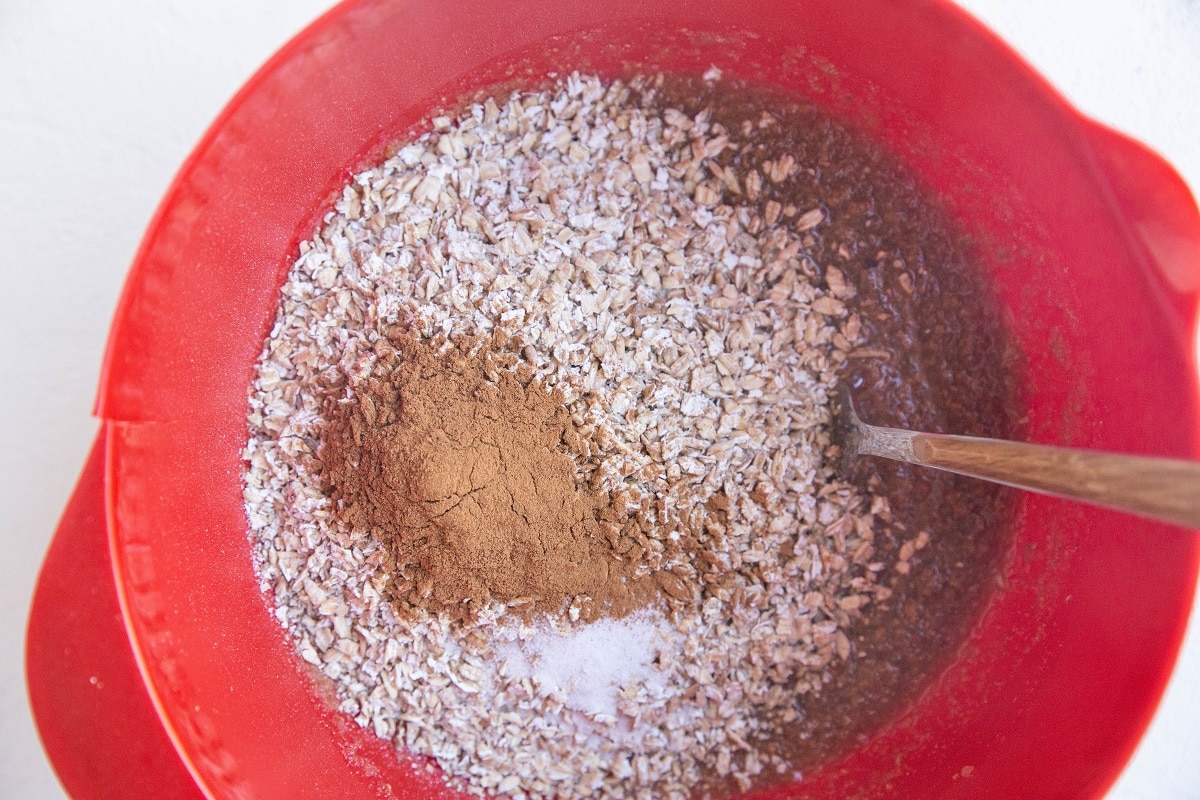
[835, 388, 1200, 530]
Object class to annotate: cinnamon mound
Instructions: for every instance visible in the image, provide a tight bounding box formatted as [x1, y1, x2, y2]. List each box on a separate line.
[320, 334, 681, 623]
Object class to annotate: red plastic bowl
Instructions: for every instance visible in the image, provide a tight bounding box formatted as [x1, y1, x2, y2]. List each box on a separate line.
[34, 0, 1200, 798]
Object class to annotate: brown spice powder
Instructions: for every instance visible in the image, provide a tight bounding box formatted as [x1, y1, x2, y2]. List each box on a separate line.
[320, 332, 683, 623]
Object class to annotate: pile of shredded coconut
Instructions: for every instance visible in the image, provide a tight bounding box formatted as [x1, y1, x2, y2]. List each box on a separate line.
[243, 72, 892, 799]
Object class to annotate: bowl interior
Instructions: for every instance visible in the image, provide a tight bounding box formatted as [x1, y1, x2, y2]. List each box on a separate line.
[100, 0, 1200, 798]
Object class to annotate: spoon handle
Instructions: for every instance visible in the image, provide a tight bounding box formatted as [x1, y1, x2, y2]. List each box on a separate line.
[857, 424, 1200, 529]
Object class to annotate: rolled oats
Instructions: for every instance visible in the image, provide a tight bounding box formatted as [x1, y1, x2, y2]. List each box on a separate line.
[243, 73, 891, 799]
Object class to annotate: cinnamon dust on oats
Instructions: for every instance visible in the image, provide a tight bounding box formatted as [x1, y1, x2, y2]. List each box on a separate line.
[320, 332, 693, 624]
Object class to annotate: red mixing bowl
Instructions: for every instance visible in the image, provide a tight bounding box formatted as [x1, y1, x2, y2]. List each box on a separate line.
[27, 0, 1200, 798]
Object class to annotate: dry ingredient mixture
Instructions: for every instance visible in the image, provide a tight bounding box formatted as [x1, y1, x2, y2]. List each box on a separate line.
[244, 71, 1017, 799]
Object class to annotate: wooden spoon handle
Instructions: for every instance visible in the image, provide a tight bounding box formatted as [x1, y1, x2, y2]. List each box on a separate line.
[858, 425, 1200, 529]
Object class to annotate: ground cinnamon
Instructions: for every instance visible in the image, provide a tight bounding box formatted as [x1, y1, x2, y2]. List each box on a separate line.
[320, 332, 683, 623]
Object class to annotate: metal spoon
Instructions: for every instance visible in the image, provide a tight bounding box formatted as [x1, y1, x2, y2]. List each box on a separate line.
[835, 388, 1200, 530]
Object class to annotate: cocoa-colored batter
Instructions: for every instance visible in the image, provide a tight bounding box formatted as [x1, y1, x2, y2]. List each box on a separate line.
[652, 75, 1022, 783]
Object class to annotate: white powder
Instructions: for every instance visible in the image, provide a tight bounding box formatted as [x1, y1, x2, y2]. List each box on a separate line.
[497, 610, 681, 718]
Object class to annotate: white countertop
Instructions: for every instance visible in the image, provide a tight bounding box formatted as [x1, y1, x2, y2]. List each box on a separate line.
[1, 1, 1197, 797]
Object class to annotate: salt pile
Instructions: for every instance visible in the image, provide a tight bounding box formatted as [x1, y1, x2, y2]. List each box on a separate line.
[496, 610, 682, 719]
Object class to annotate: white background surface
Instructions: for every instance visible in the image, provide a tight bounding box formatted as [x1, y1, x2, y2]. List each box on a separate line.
[1, 1, 1198, 798]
